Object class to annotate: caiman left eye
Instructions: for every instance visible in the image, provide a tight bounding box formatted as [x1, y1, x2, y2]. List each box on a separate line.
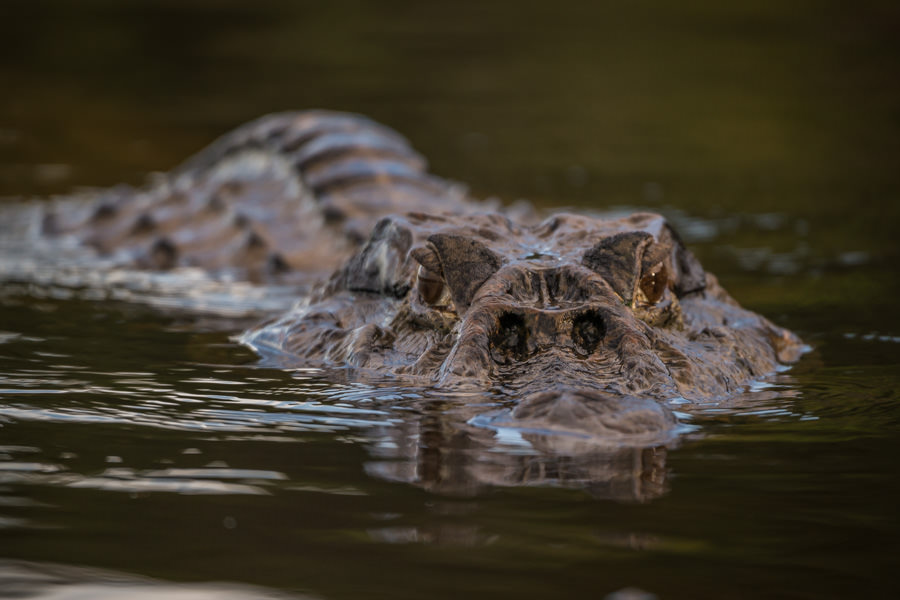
[416, 265, 445, 305]
[639, 264, 669, 304]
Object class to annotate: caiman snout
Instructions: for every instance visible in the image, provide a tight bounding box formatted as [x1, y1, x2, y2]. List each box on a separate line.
[505, 388, 678, 442]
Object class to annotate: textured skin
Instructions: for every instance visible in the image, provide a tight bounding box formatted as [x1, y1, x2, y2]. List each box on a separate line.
[246, 210, 803, 400]
[24, 110, 804, 440]
[38, 111, 478, 284]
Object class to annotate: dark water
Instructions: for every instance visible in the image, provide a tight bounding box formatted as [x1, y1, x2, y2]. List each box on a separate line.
[1, 1, 899, 598]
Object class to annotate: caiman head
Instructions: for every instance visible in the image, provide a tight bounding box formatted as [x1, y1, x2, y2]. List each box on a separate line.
[246, 210, 803, 439]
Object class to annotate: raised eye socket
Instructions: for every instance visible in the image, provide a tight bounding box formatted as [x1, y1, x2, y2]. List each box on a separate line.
[639, 264, 669, 305]
[491, 312, 529, 363]
[416, 266, 445, 305]
[572, 311, 605, 356]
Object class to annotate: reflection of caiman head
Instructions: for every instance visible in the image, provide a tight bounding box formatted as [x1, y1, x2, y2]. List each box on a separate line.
[247, 210, 803, 441]
[367, 427, 672, 503]
[364, 391, 673, 502]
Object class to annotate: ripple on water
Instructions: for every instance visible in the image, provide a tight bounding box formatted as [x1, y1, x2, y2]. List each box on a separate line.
[0, 460, 285, 496]
[0, 313, 832, 502]
[0, 353, 414, 433]
[0, 560, 310, 599]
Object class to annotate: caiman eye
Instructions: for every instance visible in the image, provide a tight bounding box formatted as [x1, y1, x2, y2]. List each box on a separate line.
[639, 264, 669, 304]
[416, 265, 445, 305]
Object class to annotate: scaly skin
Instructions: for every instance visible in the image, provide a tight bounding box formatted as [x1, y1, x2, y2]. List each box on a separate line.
[38, 110, 480, 284]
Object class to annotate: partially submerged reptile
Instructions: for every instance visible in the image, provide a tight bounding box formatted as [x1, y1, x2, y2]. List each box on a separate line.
[4, 110, 804, 444]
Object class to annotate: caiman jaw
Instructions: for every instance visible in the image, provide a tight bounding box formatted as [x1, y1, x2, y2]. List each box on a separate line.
[508, 388, 678, 442]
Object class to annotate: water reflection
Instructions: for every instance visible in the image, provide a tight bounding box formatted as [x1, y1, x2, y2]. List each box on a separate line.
[0, 560, 308, 600]
[0, 331, 811, 504]
[363, 399, 671, 501]
[0, 371, 675, 502]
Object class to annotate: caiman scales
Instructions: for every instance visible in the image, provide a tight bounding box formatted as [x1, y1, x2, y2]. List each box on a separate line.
[7, 111, 804, 441]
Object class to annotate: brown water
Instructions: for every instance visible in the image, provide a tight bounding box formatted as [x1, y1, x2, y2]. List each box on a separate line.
[1, 1, 899, 598]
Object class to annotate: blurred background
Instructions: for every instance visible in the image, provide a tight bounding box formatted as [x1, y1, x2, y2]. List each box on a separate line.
[0, 0, 896, 201]
[1, 0, 898, 330]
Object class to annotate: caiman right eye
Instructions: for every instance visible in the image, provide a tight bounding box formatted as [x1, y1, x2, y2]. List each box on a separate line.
[639, 264, 669, 305]
[416, 265, 445, 305]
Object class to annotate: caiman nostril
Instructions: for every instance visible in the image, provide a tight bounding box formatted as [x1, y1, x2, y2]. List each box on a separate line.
[490, 312, 529, 363]
[572, 310, 605, 357]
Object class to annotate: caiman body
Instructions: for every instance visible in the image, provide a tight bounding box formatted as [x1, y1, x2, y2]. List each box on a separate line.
[10, 110, 804, 443]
